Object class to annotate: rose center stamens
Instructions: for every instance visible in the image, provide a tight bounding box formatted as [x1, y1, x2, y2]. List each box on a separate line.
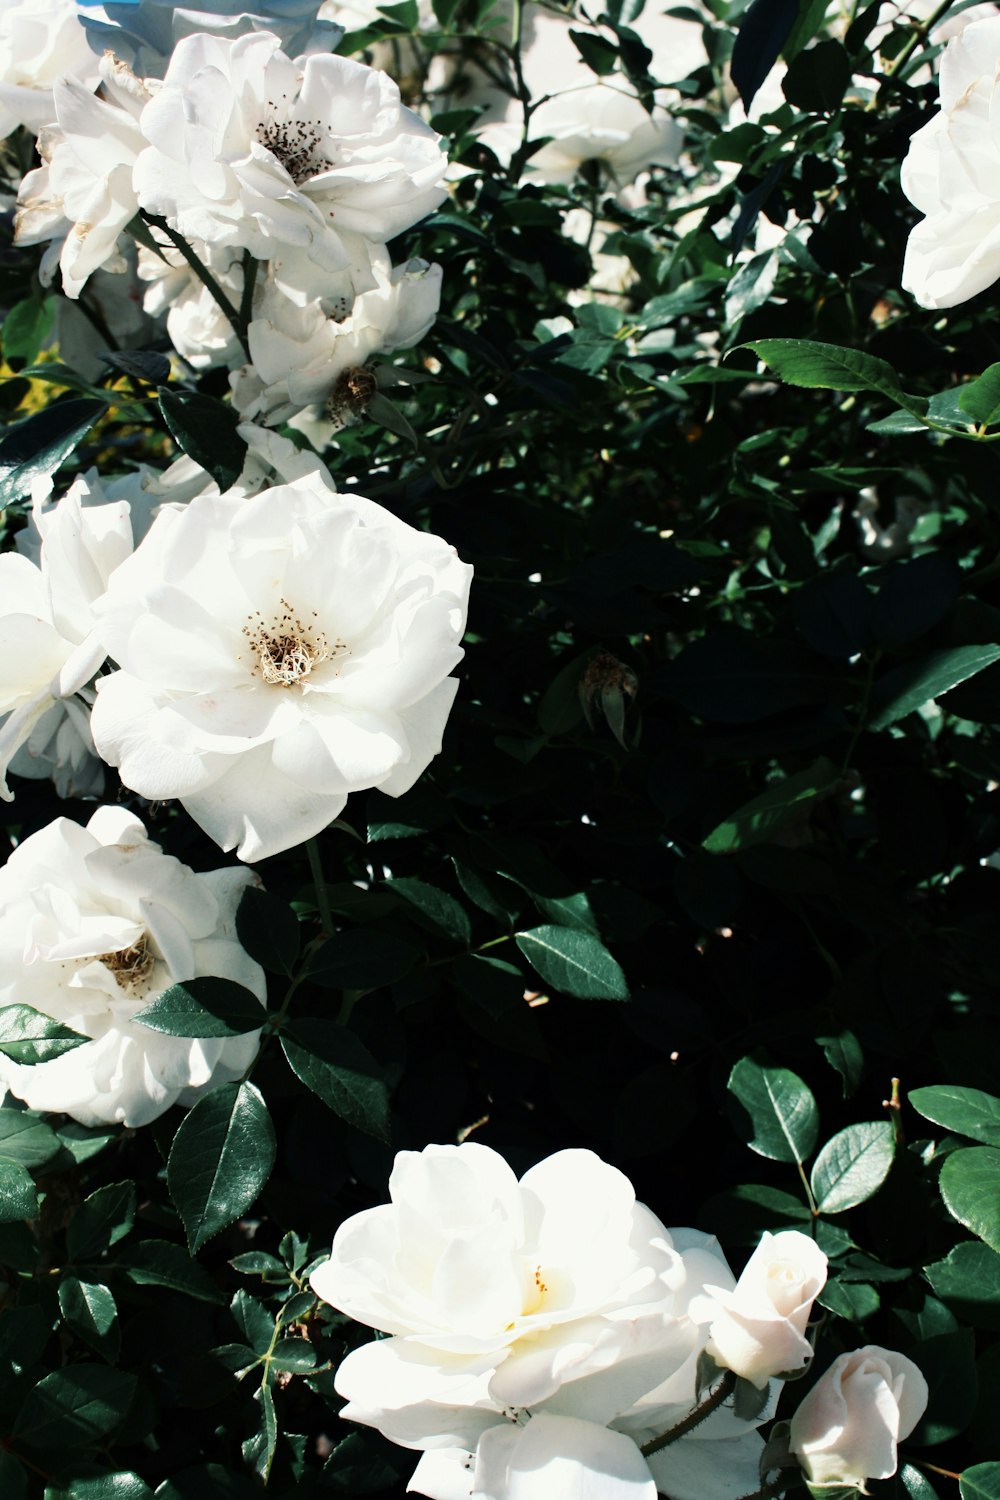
[241, 599, 346, 688]
[257, 107, 333, 185]
[99, 934, 155, 991]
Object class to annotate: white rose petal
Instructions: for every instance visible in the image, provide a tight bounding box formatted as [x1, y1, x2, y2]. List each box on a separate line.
[704, 1229, 828, 1387]
[789, 1345, 929, 1490]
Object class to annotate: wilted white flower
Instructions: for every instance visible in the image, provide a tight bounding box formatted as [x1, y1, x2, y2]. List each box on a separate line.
[14, 52, 150, 298]
[0, 805, 265, 1126]
[0, 479, 133, 800]
[789, 1345, 929, 1490]
[90, 478, 471, 862]
[133, 32, 448, 271]
[704, 1229, 828, 1388]
[0, 0, 99, 138]
[76, 0, 341, 76]
[901, 16, 1000, 308]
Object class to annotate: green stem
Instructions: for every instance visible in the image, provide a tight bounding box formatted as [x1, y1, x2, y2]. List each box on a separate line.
[880, 0, 954, 82]
[734, 1477, 796, 1500]
[239, 250, 260, 340]
[141, 212, 249, 357]
[306, 837, 333, 938]
[641, 1372, 736, 1456]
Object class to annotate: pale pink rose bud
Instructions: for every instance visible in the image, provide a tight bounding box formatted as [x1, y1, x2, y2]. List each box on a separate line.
[789, 1345, 929, 1490]
[704, 1229, 828, 1388]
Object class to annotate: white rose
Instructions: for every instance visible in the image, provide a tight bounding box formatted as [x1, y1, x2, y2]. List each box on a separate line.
[0, 806, 266, 1127]
[0, 478, 134, 799]
[0, 0, 99, 139]
[133, 32, 448, 270]
[789, 1345, 929, 1490]
[14, 52, 150, 299]
[901, 16, 1000, 308]
[76, 0, 341, 77]
[703, 1229, 828, 1388]
[90, 478, 472, 862]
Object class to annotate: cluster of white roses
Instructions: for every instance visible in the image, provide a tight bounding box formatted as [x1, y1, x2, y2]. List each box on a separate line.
[309, 1143, 929, 1500]
[8, 2, 447, 424]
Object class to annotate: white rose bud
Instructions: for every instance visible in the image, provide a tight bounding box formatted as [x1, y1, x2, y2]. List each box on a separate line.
[704, 1229, 828, 1388]
[789, 1345, 929, 1491]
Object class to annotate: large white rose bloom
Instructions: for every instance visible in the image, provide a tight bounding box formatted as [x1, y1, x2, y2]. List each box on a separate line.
[311, 1144, 770, 1500]
[0, 806, 265, 1127]
[789, 1346, 929, 1489]
[901, 16, 1000, 308]
[132, 31, 448, 270]
[0, 479, 134, 800]
[0, 0, 99, 138]
[90, 478, 472, 862]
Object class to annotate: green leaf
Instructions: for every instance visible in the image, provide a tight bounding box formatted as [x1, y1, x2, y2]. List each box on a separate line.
[0, 1005, 89, 1064]
[58, 1277, 120, 1360]
[961, 1465, 1000, 1500]
[45, 1475, 154, 1500]
[866, 408, 929, 435]
[912, 1328, 977, 1445]
[13, 1365, 137, 1447]
[158, 386, 246, 490]
[242, 1382, 278, 1480]
[900, 1463, 941, 1500]
[269, 1338, 317, 1373]
[0, 396, 106, 507]
[0, 1159, 38, 1222]
[0, 1305, 49, 1386]
[366, 391, 417, 446]
[133, 977, 264, 1038]
[727, 1053, 819, 1163]
[386, 877, 471, 945]
[742, 339, 914, 406]
[2, 297, 54, 365]
[816, 1030, 863, 1097]
[230, 1288, 275, 1355]
[725, 249, 779, 327]
[939, 1148, 1000, 1252]
[781, 37, 851, 109]
[703, 758, 841, 853]
[167, 1082, 276, 1253]
[570, 27, 619, 73]
[114, 1240, 225, 1303]
[817, 1279, 880, 1321]
[515, 925, 629, 1000]
[307, 929, 420, 990]
[235, 885, 300, 976]
[450, 953, 524, 1019]
[926, 1242, 1000, 1330]
[868, 646, 1000, 731]
[909, 1085, 1000, 1146]
[810, 1120, 895, 1213]
[68, 1181, 136, 1262]
[958, 363, 1000, 425]
[280, 1020, 390, 1142]
[0, 1110, 61, 1168]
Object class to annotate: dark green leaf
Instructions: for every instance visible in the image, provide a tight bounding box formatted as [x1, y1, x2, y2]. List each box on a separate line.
[781, 38, 851, 109]
[230, 1289, 275, 1355]
[68, 1181, 136, 1263]
[167, 1083, 276, 1253]
[101, 349, 171, 385]
[46, 1475, 153, 1500]
[451, 953, 524, 1019]
[912, 1329, 977, 1445]
[703, 758, 841, 853]
[0, 1111, 61, 1168]
[307, 930, 420, 990]
[868, 646, 1000, 731]
[242, 1382, 278, 1479]
[0, 1004, 89, 1064]
[133, 978, 264, 1039]
[235, 885, 300, 976]
[2, 297, 54, 365]
[939, 1148, 1000, 1252]
[158, 387, 246, 490]
[810, 1121, 895, 1213]
[13, 1365, 137, 1447]
[926, 1242, 1000, 1330]
[958, 364, 1000, 425]
[727, 1054, 819, 1163]
[115, 1240, 225, 1302]
[0, 1453, 26, 1500]
[817, 1279, 880, 1321]
[0, 1304, 49, 1386]
[515, 925, 628, 1000]
[280, 1020, 390, 1141]
[386, 877, 471, 946]
[58, 1277, 120, 1360]
[743, 339, 913, 405]
[816, 1030, 863, 1097]
[570, 27, 619, 73]
[0, 1159, 37, 1223]
[0, 397, 105, 507]
[909, 1085, 1000, 1146]
[731, 0, 798, 109]
[961, 1465, 1000, 1500]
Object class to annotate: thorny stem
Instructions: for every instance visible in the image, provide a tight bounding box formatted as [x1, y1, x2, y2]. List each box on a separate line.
[641, 1372, 737, 1456]
[141, 212, 250, 356]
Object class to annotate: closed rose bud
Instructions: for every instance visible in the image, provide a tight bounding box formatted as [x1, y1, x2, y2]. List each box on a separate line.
[704, 1229, 828, 1388]
[789, 1345, 928, 1491]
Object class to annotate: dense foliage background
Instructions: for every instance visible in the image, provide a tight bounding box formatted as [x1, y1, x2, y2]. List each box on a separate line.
[2, 0, 1000, 1495]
